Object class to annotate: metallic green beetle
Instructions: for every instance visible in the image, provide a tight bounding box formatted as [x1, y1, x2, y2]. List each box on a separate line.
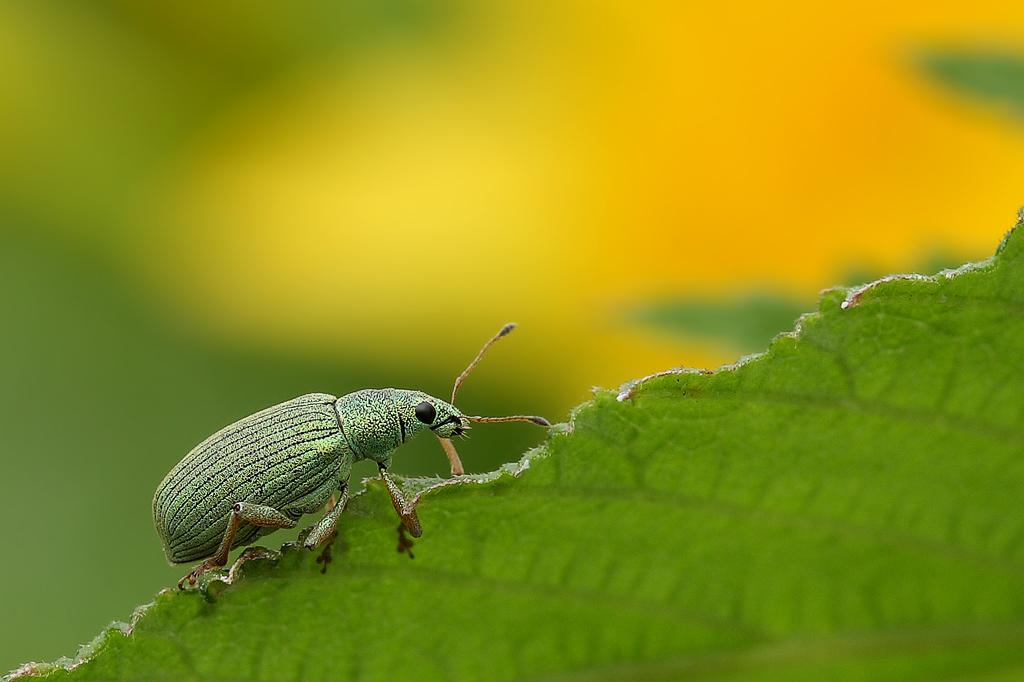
[153, 324, 548, 588]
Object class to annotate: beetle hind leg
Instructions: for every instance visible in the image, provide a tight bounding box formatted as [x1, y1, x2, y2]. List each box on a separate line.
[178, 502, 298, 589]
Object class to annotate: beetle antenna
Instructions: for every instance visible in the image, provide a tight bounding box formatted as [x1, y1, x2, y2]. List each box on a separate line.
[451, 323, 517, 404]
[466, 415, 551, 427]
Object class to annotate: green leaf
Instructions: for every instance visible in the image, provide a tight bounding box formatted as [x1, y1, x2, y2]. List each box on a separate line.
[918, 48, 1024, 115]
[628, 294, 812, 354]
[626, 251, 972, 354]
[12, 222, 1024, 681]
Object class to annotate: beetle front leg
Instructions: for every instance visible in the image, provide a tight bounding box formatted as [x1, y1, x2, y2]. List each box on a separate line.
[179, 502, 298, 589]
[380, 466, 423, 537]
[303, 487, 349, 550]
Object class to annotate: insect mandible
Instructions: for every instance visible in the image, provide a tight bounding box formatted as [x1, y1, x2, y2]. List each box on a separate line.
[153, 323, 549, 588]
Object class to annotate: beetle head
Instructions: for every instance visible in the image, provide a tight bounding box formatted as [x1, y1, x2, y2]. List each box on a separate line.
[400, 391, 468, 439]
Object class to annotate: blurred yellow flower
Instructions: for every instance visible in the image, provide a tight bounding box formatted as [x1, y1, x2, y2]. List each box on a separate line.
[8, 1, 1024, 406]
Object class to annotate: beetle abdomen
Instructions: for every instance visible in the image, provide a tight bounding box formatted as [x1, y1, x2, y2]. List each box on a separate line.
[153, 393, 348, 564]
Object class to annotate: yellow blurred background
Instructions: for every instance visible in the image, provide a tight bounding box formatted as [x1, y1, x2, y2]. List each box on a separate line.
[2, 0, 1023, 672]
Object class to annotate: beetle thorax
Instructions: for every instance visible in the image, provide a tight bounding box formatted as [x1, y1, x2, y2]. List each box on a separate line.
[332, 389, 407, 462]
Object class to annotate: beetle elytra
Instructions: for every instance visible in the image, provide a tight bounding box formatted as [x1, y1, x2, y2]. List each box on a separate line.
[152, 323, 549, 588]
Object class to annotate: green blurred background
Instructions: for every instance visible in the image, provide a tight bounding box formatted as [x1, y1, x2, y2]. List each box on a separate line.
[3, 0, 1024, 672]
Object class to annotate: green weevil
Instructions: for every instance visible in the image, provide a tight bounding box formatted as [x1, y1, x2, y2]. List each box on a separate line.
[153, 324, 549, 588]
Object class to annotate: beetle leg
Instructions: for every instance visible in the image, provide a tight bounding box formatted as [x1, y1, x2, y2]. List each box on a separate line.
[438, 437, 465, 476]
[303, 487, 349, 550]
[179, 502, 298, 589]
[380, 466, 423, 537]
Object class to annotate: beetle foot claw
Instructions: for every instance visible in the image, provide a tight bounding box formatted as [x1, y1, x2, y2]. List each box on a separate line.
[178, 559, 219, 590]
[397, 523, 415, 559]
[314, 530, 338, 574]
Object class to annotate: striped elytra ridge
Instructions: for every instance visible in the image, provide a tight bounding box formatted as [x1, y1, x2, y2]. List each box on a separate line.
[153, 389, 445, 564]
[153, 394, 345, 564]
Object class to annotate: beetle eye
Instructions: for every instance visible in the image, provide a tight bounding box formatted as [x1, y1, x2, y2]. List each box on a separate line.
[414, 401, 436, 424]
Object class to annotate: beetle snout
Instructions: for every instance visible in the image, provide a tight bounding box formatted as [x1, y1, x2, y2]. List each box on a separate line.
[425, 411, 467, 439]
